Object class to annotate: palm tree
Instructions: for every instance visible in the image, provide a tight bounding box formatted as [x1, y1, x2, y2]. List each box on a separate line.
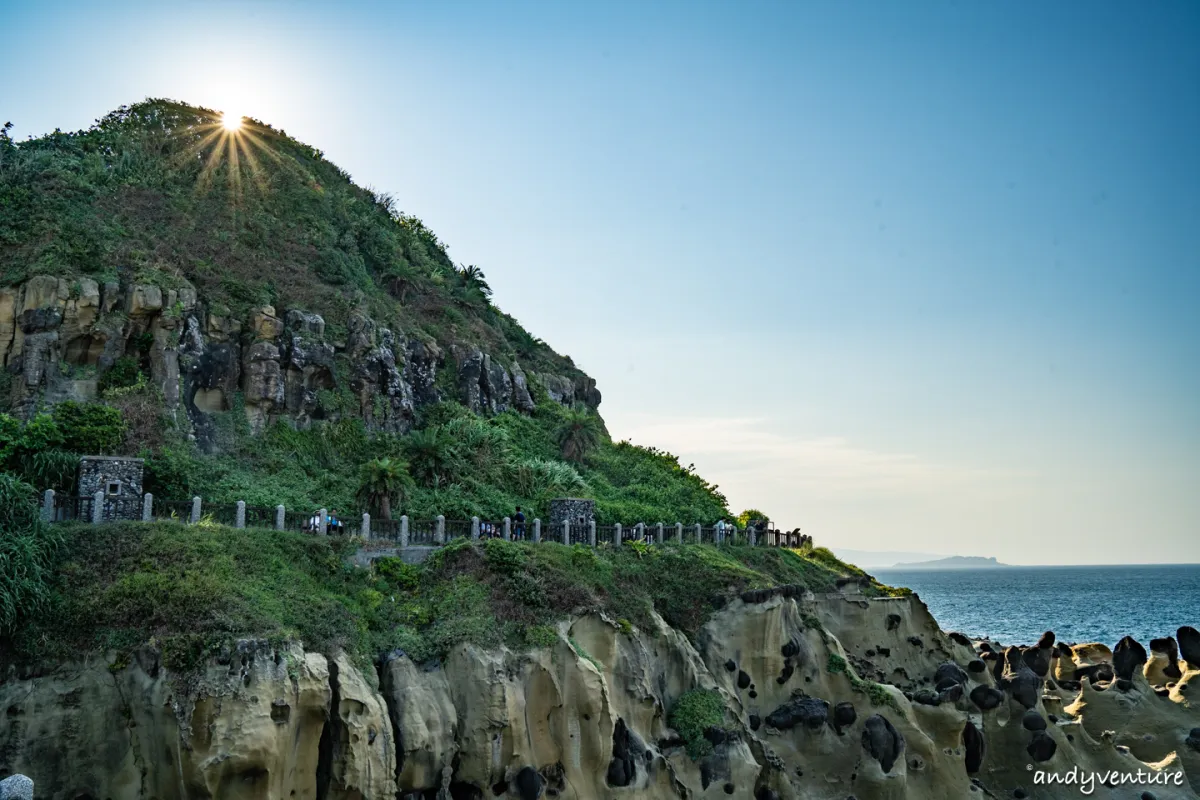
[356, 457, 414, 520]
[402, 427, 459, 488]
[458, 265, 492, 300]
[555, 406, 606, 465]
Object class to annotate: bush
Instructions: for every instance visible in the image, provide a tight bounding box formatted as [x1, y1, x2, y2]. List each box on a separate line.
[668, 689, 726, 759]
[0, 474, 62, 633]
[53, 401, 126, 454]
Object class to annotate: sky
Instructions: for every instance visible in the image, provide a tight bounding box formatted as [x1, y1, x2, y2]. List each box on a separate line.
[3, 0, 1198, 564]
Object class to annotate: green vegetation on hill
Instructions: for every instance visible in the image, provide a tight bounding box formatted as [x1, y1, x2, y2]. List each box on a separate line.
[0, 100, 734, 526]
[0, 517, 901, 672]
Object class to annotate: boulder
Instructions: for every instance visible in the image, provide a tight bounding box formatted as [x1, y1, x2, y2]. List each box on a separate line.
[0, 775, 33, 800]
[1026, 730, 1057, 762]
[765, 696, 829, 731]
[1011, 666, 1042, 709]
[970, 686, 1004, 711]
[128, 283, 163, 316]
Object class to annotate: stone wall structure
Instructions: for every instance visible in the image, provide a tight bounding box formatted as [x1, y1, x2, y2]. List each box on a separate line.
[77, 456, 145, 521]
[547, 498, 595, 527]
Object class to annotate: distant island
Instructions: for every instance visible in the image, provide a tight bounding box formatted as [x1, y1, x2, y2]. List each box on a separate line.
[889, 555, 1012, 570]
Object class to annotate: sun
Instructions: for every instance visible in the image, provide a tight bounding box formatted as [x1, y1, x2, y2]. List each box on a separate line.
[221, 112, 243, 132]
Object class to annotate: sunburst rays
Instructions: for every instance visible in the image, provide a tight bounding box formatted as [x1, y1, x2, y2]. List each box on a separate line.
[181, 110, 309, 204]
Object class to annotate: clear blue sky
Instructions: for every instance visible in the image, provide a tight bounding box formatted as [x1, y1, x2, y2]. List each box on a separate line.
[4, 0, 1198, 564]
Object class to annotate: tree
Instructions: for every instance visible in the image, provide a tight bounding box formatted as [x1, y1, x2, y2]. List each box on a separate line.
[737, 509, 771, 528]
[555, 406, 606, 465]
[356, 457, 414, 520]
[401, 427, 459, 488]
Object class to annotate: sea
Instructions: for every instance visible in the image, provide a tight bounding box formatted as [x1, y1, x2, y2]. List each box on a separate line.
[871, 564, 1200, 648]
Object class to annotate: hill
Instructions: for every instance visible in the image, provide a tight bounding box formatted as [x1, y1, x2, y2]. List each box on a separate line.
[888, 555, 1011, 570]
[0, 100, 731, 524]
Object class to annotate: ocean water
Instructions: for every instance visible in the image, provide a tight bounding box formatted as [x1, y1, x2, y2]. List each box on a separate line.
[871, 564, 1200, 647]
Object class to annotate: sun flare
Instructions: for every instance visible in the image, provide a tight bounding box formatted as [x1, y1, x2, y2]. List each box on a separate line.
[221, 112, 243, 132]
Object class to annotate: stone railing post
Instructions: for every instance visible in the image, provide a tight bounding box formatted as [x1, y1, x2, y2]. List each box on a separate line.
[318, 508, 328, 535]
[675, 522, 683, 543]
[142, 492, 153, 522]
[749, 527, 757, 546]
[614, 523, 622, 546]
[275, 504, 285, 531]
[435, 515, 446, 545]
[693, 523, 702, 543]
[656, 522, 664, 544]
[361, 512, 371, 539]
[190, 496, 202, 525]
[235, 500, 246, 529]
[0, 774, 34, 799]
[635, 522, 643, 543]
[533, 518, 541, 543]
[561, 519, 570, 545]
[399, 515, 409, 548]
[471, 516, 481, 540]
[589, 520, 597, 546]
[92, 490, 104, 524]
[41, 489, 55, 523]
[502, 516, 510, 542]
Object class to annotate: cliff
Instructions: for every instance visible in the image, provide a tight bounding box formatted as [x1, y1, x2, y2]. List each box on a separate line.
[2, 524, 1199, 799]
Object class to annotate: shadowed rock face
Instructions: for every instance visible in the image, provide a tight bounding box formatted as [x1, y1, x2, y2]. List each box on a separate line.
[963, 721, 986, 774]
[861, 714, 905, 774]
[0, 275, 596, 444]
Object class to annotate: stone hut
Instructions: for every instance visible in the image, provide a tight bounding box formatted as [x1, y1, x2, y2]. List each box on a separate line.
[77, 456, 144, 521]
[548, 498, 595, 527]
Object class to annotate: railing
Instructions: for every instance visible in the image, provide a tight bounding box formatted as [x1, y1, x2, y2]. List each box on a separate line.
[41, 489, 804, 551]
[51, 495, 94, 522]
[153, 497, 193, 522]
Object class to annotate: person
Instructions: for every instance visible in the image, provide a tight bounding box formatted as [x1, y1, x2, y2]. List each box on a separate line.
[328, 509, 343, 534]
[715, 518, 727, 543]
[307, 510, 322, 533]
[514, 506, 526, 541]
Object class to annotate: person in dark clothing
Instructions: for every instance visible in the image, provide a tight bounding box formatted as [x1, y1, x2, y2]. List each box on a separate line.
[513, 506, 526, 541]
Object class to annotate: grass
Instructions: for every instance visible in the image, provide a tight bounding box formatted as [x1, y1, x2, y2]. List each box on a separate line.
[827, 652, 905, 716]
[0, 522, 895, 680]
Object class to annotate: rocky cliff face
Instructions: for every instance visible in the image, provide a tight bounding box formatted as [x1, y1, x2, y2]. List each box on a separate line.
[0, 275, 598, 449]
[3, 590, 1198, 799]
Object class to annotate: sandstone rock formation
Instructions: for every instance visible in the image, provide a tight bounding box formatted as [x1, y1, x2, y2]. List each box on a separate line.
[3, 595, 1197, 798]
[0, 275, 598, 448]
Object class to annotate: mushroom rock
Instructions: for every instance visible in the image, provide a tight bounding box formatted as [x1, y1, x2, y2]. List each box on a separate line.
[1036, 631, 1056, 649]
[1149, 637, 1182, 680]
[934, 662, 968, 688]
[861, 714, 905, 774]
[1011, 666, 1042, 710]
[1177, 626, 1200, 668]
[1022, 646, 1051, 678]
[1113, 636, 1148, 681]
[970, 686, 1005, 711]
